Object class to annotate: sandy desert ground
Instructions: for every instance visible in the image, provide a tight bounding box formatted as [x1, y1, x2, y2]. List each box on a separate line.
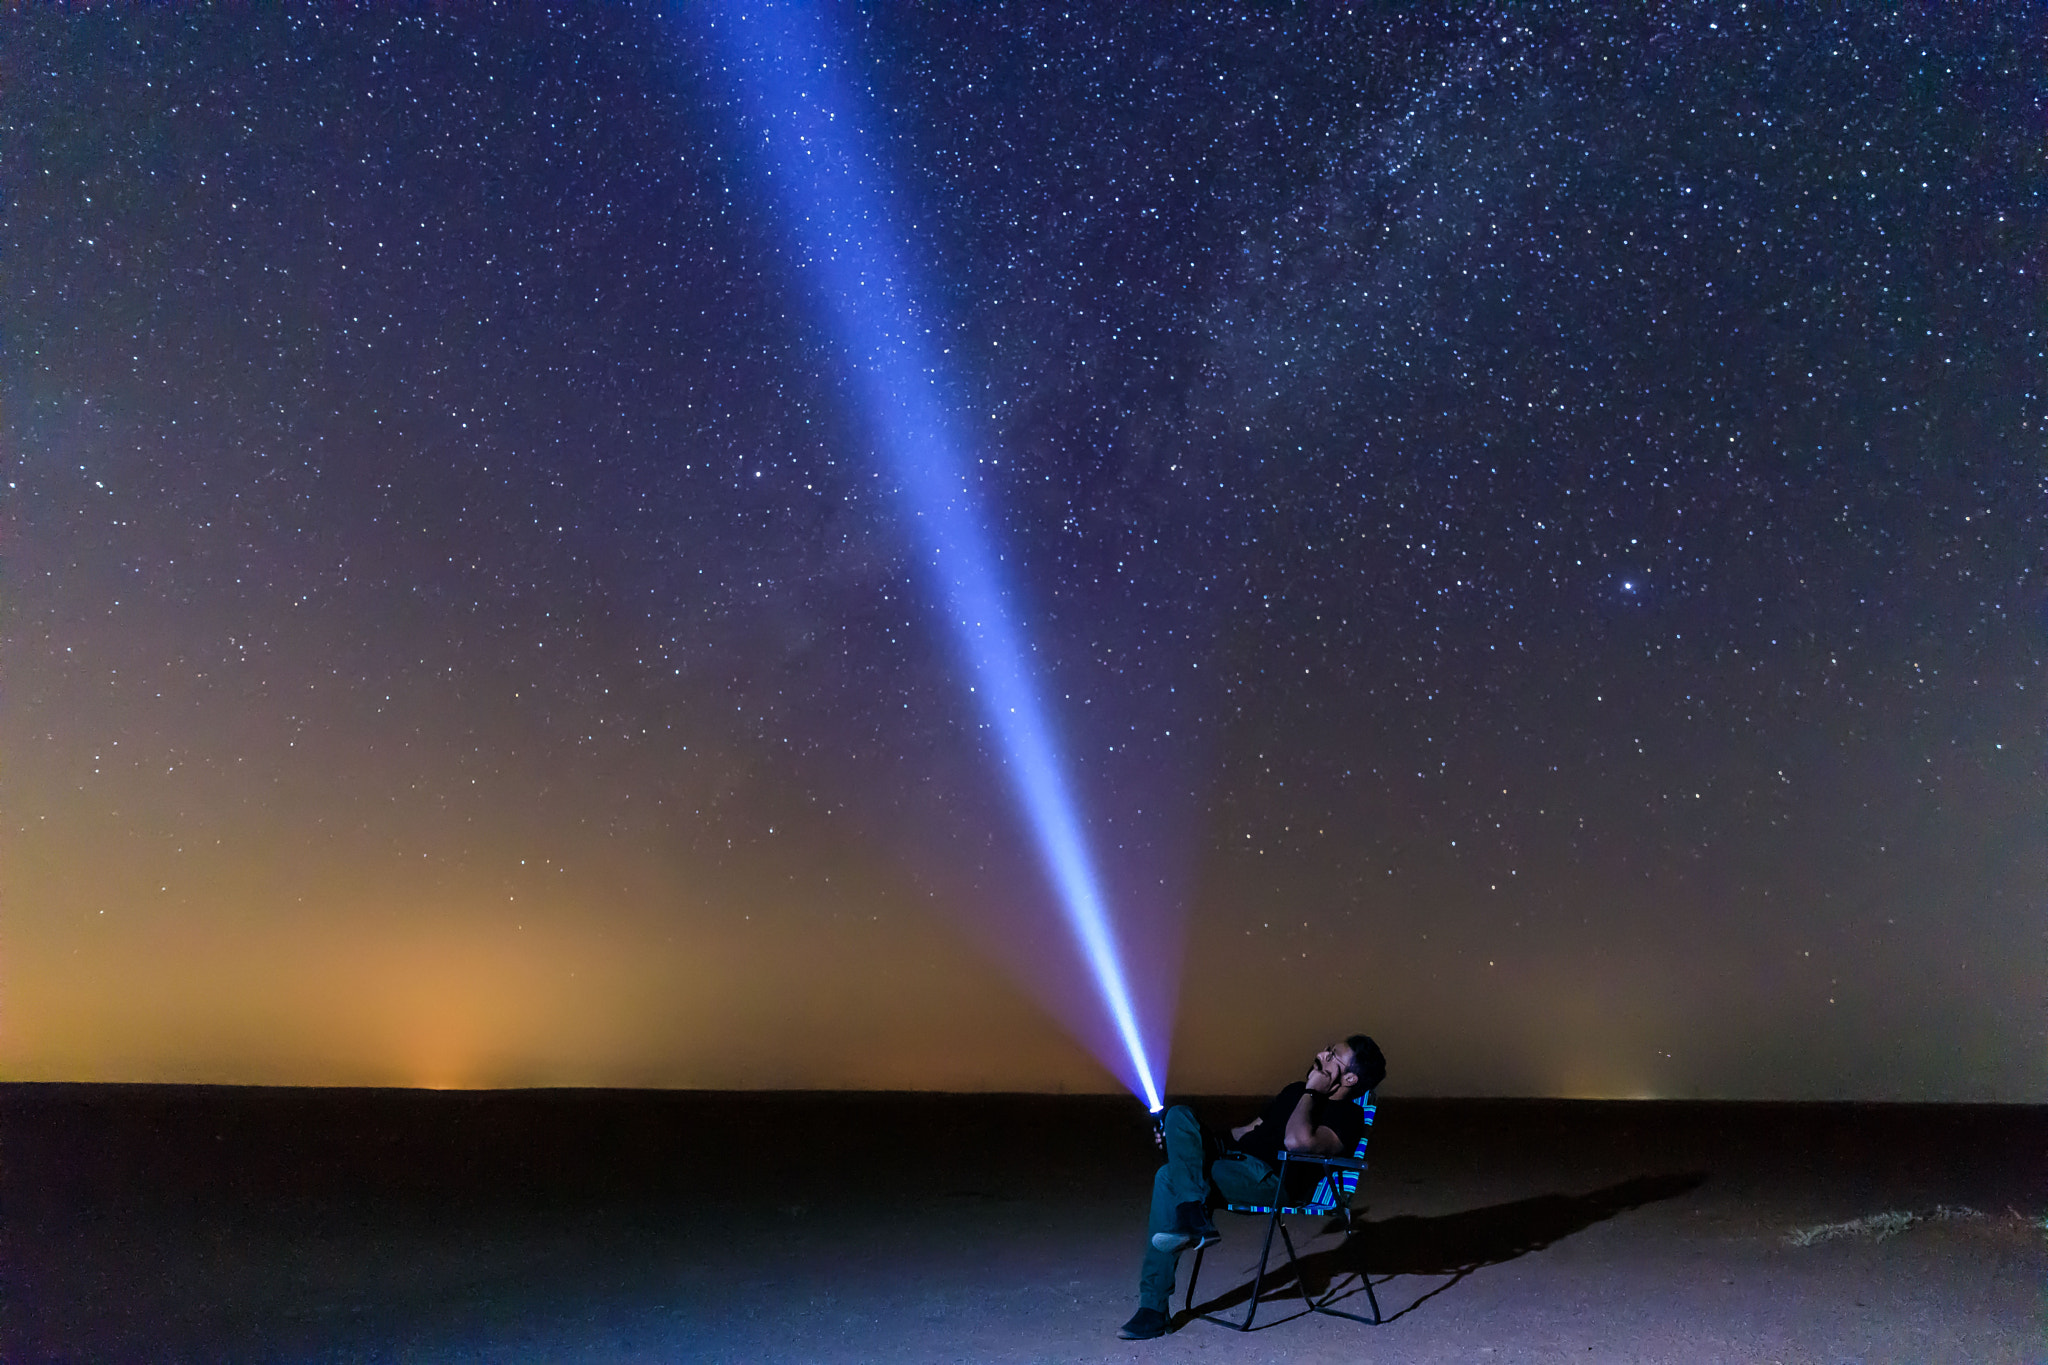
[6, 1087, 2042, 1363]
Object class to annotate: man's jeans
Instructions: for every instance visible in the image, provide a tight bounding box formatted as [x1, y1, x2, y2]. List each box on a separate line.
[1139, 1105, 1280, 1313]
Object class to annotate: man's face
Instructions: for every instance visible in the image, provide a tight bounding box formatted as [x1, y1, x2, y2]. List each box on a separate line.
[1312, 1043, 1358, 1093]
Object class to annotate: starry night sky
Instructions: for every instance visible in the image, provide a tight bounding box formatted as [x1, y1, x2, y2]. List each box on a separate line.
[6, 4, 2042, 1100]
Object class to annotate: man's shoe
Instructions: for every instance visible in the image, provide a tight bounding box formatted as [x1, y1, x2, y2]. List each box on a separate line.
[1149, 1224, 1220, 1252]
[1117, 1307, 1170, 1340]
[1149, 1201, 1221, 1253]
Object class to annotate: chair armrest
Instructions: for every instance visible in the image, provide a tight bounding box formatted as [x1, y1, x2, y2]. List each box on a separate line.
[1274, 1150, 1369, 1174]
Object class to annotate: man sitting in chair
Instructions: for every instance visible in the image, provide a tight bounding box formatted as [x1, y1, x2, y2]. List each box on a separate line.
[1118, 1033, 1387, 1341]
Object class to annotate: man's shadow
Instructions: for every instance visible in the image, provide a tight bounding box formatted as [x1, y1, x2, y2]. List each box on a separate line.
[1183, 1171, 1706, 1328]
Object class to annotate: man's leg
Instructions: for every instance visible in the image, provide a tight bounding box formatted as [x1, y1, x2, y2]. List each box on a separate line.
[1204, 1154, 1284, 1306]
[1209, 1151, 1281, 1211]
[1135, 1106, 1212, 1316]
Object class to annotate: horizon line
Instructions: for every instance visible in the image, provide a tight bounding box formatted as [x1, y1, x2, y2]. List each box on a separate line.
[2, 1080, 2039, 1106]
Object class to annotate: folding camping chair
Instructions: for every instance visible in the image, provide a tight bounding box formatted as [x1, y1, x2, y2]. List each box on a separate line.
[1184, 1091, 1379, 1330]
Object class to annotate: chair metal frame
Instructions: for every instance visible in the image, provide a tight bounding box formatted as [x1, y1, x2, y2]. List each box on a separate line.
[1185, 1092, 1380, 1331]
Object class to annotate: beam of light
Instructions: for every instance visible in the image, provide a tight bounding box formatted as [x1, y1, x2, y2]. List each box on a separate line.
[694, 2, 1163, 1110]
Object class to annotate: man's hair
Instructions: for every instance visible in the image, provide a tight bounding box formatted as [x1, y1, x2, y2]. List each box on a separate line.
[1341, 1034, 1386, 1094]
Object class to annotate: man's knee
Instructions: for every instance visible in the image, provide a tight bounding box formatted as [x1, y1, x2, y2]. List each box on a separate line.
[1158, 1105, 1208, 1167]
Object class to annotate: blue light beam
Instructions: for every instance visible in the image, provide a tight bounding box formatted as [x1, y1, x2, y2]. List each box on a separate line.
[697, 1, 1164, 1109]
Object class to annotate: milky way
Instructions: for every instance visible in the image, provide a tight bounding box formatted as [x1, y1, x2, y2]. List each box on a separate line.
[6, 3, 2041, 1098]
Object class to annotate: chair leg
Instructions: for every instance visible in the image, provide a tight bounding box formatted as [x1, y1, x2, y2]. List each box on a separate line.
[1282, 1220, 1352, 1315]
[1326, 1206, 1383, 1324]
[1278, 1219, 1312, 1309]
[1360, 1255, 1382, 1325]
[1262, 1210, 1384, 1327]
[1291, 1213, 1383, 1326]
[1194, 1205, 1382, 1331]
[1352, 1213, 1382, 1324]
[1236, 1203, 1286, 1331]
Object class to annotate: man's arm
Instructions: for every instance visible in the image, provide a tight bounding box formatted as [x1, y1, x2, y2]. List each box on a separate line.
[1280, 1089, 1347, 1154]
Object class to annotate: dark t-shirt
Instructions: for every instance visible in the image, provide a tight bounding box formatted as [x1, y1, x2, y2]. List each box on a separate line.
[1228, 1082, 1367, 1196]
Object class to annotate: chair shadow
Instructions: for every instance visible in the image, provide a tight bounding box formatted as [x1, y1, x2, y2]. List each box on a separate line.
[1183, 1170, 1707, 1329]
